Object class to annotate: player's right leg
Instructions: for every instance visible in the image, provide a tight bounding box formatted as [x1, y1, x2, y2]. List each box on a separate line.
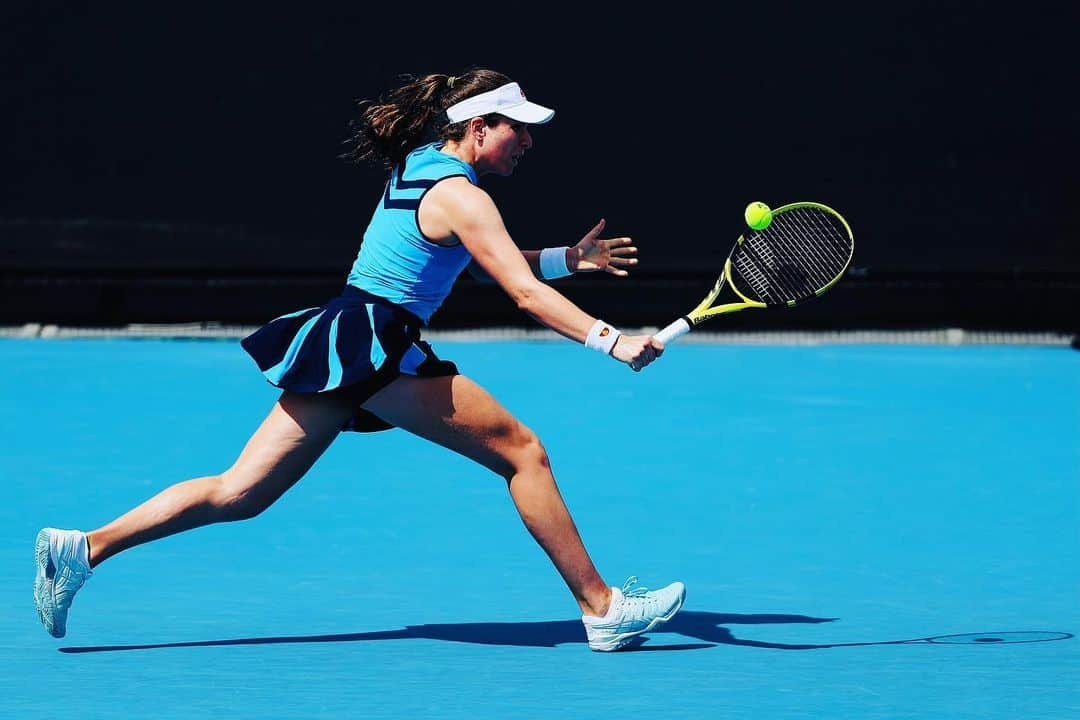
[360, 373, 685, 651]
[34, 390, 352, 638]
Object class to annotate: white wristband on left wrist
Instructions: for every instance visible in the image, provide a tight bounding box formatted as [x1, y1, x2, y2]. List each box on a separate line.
[539, 246, 573, 279]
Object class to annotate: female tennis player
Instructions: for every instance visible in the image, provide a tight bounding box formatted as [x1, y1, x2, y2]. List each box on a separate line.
[34, 68, 684, 652]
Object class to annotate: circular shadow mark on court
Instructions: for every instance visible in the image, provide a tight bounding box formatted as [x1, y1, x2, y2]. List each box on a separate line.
[922, 632, 1071, 644]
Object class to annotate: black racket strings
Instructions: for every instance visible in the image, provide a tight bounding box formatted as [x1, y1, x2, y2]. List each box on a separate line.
[733, 207, 852, 305]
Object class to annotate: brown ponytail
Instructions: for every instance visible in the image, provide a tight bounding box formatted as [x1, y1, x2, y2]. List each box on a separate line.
[342, 68, 513, 170]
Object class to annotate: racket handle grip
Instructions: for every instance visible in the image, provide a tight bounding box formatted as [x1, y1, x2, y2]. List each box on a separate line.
[653, 318, 692, 345]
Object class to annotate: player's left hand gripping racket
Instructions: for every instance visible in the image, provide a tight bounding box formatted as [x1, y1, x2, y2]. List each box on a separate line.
[654, 202, 855, 344]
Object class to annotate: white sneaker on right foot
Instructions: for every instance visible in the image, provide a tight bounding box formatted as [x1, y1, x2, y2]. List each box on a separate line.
[34, 528, 93, 638]
[582, 576, 686, 652]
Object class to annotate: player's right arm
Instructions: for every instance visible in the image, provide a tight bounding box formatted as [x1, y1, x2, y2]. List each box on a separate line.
[420, 177, 662, 369]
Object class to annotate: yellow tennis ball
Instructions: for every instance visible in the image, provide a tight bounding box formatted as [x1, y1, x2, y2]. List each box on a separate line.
[744, 201, 772, 230]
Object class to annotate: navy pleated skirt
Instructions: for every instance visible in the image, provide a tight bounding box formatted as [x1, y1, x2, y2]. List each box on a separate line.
[240, 286, 458, 432]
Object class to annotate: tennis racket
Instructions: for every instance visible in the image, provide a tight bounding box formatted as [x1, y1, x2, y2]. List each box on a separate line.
[653, 202, 855, 344]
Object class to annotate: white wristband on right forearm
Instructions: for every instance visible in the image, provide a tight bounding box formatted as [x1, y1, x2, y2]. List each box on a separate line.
[585, 319, 621, 355]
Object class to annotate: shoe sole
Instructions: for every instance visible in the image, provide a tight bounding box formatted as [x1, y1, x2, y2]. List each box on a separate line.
[33, 529, 64, 638]
[590, 585, 687, 652]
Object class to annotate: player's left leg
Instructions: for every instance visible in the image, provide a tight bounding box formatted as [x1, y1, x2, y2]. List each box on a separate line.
[34, 390, 352, 638]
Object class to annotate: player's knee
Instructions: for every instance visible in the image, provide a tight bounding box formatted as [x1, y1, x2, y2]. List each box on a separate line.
[212, 472, 271, 521]
[504, 423, 550, 478]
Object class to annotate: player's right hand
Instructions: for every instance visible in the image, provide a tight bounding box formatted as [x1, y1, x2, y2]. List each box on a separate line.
[611, 334, 665, 372]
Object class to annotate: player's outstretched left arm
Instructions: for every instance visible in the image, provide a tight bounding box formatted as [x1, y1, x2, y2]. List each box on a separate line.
[467, 218, 638, 283]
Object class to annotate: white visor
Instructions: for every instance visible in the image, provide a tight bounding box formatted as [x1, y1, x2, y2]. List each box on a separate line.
[445, 82, 555, 125]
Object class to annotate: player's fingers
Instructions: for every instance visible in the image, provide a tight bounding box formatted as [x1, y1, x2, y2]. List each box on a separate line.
[649, 337, 665, 355]
[609, 244, 637, 255]
[586, 218, 606, 237]
[605, 266, 630, 277]
[608, 257, 638, 266]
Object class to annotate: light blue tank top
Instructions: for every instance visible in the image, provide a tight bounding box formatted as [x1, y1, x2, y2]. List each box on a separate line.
[347, 142, 478, 323]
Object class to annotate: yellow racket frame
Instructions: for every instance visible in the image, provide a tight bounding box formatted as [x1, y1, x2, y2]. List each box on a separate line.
[653, 202, 854, 345]
[689, 201, 854, 323]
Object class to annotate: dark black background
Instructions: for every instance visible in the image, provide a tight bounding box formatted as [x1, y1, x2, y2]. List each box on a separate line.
[3, 2, 1078, 329]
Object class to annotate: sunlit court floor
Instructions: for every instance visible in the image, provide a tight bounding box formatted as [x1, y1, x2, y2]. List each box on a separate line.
[1, 338, 1077, 719]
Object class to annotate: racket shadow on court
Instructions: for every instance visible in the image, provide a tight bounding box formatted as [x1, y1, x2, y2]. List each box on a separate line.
[57, 611, 1073, 654]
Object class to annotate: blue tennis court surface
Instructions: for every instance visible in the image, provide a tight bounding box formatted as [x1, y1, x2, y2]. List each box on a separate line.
[2, 338, 1077, 718]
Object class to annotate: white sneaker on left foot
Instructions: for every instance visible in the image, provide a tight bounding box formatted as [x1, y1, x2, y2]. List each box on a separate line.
[34, 528, 93, 638]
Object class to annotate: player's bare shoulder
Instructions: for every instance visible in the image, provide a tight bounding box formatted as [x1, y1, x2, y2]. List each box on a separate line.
[423, 177, 501, 237]
[418, 176, 491, 243]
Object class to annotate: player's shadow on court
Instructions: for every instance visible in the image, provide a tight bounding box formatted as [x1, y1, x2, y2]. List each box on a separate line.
[59, 611, 841, 653]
